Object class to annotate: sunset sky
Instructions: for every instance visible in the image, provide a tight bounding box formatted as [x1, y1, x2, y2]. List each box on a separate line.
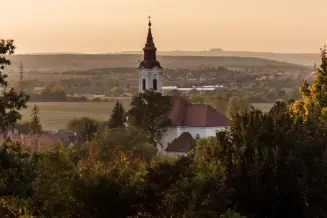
[1, 0, 326, 54]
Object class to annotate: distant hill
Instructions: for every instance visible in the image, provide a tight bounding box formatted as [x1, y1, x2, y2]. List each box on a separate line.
[6, 54, 308, 73]
[116, 50, 320, 66]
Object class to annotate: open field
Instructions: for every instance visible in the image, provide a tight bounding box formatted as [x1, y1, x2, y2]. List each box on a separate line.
[20, 101, 131, 131]
[18, 101, 274, 131]
[252, 103, 274, 112]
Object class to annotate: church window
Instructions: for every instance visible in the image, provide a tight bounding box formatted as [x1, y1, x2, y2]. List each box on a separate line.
[153, 79, 157, 90]
[142, 79, 146, 90]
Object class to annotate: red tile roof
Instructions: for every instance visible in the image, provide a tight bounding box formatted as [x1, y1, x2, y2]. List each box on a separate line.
[165, 132, 195, 153]
[168, 96, 230, 127]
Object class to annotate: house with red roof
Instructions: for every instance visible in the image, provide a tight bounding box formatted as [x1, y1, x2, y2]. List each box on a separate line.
[138, 17, 231, 155]
[0, 129, 77, 152]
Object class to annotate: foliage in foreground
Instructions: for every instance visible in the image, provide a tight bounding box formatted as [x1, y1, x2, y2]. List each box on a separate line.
[0, 39, 29, 132]
[3, 98, 327, 217]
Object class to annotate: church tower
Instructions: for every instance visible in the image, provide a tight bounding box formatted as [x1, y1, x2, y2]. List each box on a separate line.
[138, 16, 163, 93]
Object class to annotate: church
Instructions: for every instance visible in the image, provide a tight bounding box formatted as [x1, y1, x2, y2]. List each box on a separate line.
[138, 17, 231, 155]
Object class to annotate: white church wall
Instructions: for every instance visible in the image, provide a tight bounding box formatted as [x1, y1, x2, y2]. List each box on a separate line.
[138, 68, 163, 93]
[161, 126, 228, 151]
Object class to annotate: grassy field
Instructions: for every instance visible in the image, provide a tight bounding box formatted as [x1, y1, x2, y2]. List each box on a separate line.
[20, 101, 131, 131]
[252, 103, 274, 112]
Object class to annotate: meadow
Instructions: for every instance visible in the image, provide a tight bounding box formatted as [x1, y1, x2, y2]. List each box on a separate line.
[20, 101, 131, 131]
[252, 103, 274, 112]
[19, 101, 273, 131]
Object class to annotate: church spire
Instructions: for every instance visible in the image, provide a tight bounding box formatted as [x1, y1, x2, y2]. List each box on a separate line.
[138, 16, 162, 69]
[145, 16, 155, 48]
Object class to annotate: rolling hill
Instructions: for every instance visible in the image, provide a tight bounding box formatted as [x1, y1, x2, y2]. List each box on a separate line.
[6, 54, 309, 73]
[116, 50, 320, 66]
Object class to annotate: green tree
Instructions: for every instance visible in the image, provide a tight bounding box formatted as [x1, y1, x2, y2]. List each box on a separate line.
[0, 140, 37, 217]
[0, 39, 29, 131]
[95, 127, 157, 162]
[108, 100, 126, 129]
[210, 103, 327, 217]
[29, 104, 42, 134]
[75, 129, 151, 218]
[30, 145, 79, 217]
[127, 90, 171, 147]
[67, 117, 106, 140]
[83, 119, 99, 141]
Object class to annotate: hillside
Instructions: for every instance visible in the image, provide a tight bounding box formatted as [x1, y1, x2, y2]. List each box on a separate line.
[116, 50, 320, 66]
[6, 54, 307, 73]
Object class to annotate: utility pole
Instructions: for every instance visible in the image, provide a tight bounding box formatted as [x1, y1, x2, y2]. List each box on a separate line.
[19, 61, 24, 91]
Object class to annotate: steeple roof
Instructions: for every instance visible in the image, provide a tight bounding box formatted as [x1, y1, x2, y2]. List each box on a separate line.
[138, 16, 163, 69]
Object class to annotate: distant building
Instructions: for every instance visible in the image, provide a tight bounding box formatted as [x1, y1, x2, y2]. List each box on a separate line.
[162, 85, 224, 93]
[137, 17, 230, 156]
[33, 86, 45, 94]
[0, 130, 77, 152]
[93, 94, 106, 99]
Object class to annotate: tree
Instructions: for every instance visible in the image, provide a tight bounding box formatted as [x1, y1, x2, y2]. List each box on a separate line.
[29, 104, 42, 134]
[226, 96, 250, 118]
[0, 140, 37, 217]
[83, 118, 99, 141]
[127, 90, 171, 147]
[0, 39, 29, 131]
[95, 127, 157, 162]
[30, 145, 79, 217]
[290, 46, 327, 120]
[206, 103, 327, 217]
[67, 117, 106, 140]
[108, 100, 126, 129]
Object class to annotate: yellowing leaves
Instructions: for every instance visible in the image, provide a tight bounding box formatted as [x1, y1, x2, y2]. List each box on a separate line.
[290, 47, 327, 121]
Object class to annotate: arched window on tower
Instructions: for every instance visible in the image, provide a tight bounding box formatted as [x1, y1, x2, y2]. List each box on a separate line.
[142, 79, 146, 90]
[153, 79, 157, 90]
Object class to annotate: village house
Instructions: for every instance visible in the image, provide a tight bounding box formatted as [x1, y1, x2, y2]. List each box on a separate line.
[0, 129, 77, 152]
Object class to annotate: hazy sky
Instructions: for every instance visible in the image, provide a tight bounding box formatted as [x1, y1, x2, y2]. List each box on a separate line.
[1, 0, 327, 54]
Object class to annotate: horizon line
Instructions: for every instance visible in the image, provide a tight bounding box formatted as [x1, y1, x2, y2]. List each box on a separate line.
[14, 50, 321, 55]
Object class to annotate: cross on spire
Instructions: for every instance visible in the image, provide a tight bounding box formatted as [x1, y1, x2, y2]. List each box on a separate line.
[138, 15, 163, 69]
[148, 15, 152, 27]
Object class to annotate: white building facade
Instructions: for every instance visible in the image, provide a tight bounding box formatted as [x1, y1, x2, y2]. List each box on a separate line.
[139, 69, 163, 93]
